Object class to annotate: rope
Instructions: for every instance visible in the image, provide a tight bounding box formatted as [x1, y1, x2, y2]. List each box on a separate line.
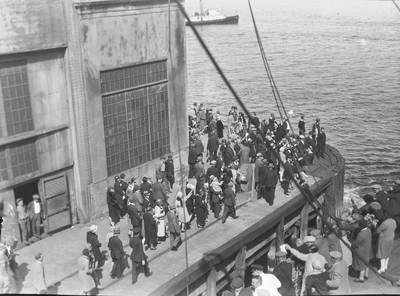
[173, 0, 394, 286]
[248, 0, 330, 206]
[167, 1, 190, 295]
[248, 0, 295, 134]
[392, 0, 400, 13]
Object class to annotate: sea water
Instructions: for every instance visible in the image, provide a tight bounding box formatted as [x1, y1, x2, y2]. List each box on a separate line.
[185, 0, 400, 205]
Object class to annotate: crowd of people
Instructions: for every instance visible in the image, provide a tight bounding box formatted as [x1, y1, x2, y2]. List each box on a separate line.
[2, 102, 398, 295]
[222, 181, 400, 296]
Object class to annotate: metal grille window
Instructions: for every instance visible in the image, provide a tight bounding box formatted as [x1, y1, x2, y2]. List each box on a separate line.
[10, 140, 38, 177]
[0, 61, 34, 136]
[0, 149, 8, 181]
[101, 60, 170, 176]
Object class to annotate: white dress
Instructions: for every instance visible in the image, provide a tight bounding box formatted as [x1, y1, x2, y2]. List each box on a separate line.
[154, 205, 166, 238]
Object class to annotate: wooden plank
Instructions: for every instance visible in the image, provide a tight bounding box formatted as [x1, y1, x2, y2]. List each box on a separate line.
[206, 267, 216, 296]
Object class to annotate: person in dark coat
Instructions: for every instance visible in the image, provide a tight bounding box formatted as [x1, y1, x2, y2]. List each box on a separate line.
[207, 131, 219, 161]
[268, 113, 276, 132]
[273, 251, 295, 296]
[188, 143, 198, 178]
[108, 228, 127, 279]
[193, 157, 206, 181]
[166, 208, 181, 251]
[165, 155, 175, 188]
[114, 174, 128, 216]
[193, 135, 204, 157]
[312, 118, 321, 144]
[143, 207, 157, 250]
[140, 177, 152, 197]
[87, 225, 103, 268]
[298, 115, 305, 135]
[216, 115, 224, 139]
[130, 230, 151, 285]
[152, 179, 168, 203]
[220, 140, 235, 167]
[254, 153, 264, 189]
[352, 219, 372, 282]
[260, 161, 279, 206]
[206, 160, 219, 182]
[316, 127, 326, 158]
[221, 183, 238, 223]
[127, 198, 142, 235]
[195, 188, 207, 228]
[107, 186, 120, 225]
[86, 225, 103, 287]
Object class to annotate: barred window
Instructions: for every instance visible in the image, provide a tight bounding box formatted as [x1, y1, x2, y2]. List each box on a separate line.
[0, 61, 34, 136]
[0, 149, 8, 181]
[10, 140, 38, 177]
[101, 60, 170, 176]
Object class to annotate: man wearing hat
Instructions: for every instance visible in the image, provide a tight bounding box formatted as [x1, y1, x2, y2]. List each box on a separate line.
[127, 197, 142, 235]
[207, 131, 219, 162]
[254, 153, 264, 190]
[87, 225, 103, 270]
[326, 251, 351, 295]
[16, 198, 30, 246]
[114, 174, 128, 216]
[130, 229, 151, 285]
[221, 183, 238, 224]
[108, 228, 126, 279]
[193, 156, 205, 180]
[166, 207, 181, 251]
[259, 162, 279, 206]
[273, 251, 295, 296]
[284, 243, 327, 296]
[312, 118, 321, 144]
[165, 155, 175, 188]
[28, 194, 45, 240]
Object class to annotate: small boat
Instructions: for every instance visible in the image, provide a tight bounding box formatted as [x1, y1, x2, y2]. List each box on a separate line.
[186, 1, 239, 26]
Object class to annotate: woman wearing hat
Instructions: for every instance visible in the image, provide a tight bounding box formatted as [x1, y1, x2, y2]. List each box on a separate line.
[352, 219, 372, 282]
[78, 248, 95, 295]
[376, 216, 397, 273]
[154, 199, 166, 242]
[210, 177, 223, 219]
[283, 243, 327, 296]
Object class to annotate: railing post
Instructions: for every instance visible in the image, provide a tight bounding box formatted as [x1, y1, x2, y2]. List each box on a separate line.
[275, 218, 285, 249]
[300, 203, 309, 240]
[206, 267, 217, 296]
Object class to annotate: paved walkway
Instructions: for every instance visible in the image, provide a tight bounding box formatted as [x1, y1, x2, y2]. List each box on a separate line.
[13, 173, 312, 295]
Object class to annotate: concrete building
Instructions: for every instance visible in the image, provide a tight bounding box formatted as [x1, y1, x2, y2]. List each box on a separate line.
[0, 0, 187, 244]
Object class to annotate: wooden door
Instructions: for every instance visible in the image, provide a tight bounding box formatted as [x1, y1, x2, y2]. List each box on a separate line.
[41, 174, 71, 233]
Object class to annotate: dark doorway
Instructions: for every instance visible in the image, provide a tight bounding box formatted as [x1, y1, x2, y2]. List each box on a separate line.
[14, 180, 39, 206]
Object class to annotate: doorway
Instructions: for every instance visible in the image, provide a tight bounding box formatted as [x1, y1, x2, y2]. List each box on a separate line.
[13, 180, 39, 206]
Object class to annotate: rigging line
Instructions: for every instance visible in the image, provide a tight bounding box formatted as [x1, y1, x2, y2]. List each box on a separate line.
[173, 0, 392, 285]
[168, 1, 189, 295]
[248, 0, 295, 134]
[248, 0, 322, 192]
[247, 0, 283, 122]
[392, 0, 400, 13]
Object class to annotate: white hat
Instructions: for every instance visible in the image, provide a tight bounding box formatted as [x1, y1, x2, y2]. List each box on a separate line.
[329, 251, 342, 259]
[89, 225, 98, 233]
[303, 236, 316, 243]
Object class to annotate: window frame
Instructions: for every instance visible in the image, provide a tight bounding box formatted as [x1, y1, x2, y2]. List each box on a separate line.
[101, 60, 170, 176]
